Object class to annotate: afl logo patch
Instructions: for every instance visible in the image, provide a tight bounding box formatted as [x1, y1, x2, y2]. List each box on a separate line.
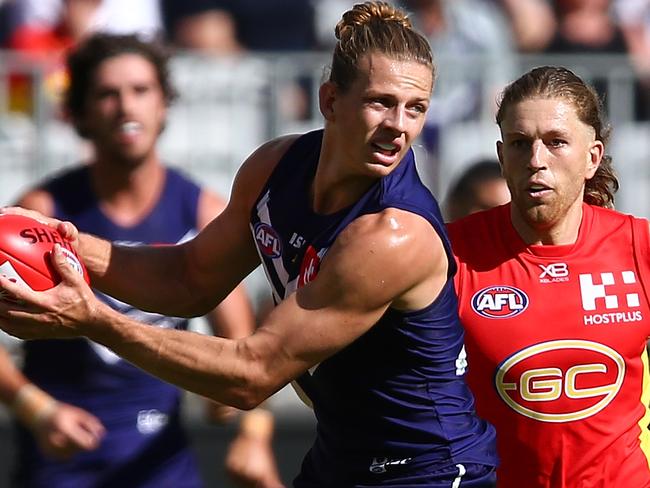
[472, 285, 529, 318]
[254, 223, 282, 258]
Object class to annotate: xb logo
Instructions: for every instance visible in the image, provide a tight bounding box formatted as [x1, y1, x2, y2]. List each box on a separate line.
[539, 263, 568, 279]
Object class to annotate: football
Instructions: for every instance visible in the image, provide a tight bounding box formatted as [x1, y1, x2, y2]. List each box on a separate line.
[0, 214, 89, 297]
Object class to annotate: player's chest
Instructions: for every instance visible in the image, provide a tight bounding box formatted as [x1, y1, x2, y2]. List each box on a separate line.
[252, 199, 340, 293]
[459, 254, 650, 356]
[461, 254, 650, 423]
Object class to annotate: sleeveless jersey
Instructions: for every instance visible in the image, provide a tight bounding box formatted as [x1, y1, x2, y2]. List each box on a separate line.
[250, 130, 497, 487]
[14, 165, 203, 488]
[448, 203, 650, 488]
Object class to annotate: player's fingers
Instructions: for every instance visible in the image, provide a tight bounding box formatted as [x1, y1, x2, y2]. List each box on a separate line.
[68, 425, 103, 451]
[57, 221, 79, 243]
[0, 274, 40, 307]
[79, 415, 106, 442]
[44, 432, 80, 459]
[50, 244, 84, 284]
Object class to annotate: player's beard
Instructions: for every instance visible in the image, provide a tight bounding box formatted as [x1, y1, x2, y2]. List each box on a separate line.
[95, 136, 156, 169]
[516, 187, 584, 233]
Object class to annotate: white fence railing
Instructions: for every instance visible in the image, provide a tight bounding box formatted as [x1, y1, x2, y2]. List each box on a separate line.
[0, 51, 648, 218]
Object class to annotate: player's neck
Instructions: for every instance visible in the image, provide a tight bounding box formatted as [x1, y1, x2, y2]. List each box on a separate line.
[312, 142, 376, 214]
[89, 155, 166, 226]
[311, 163, 374, 215]
[511, 201, 584, 246]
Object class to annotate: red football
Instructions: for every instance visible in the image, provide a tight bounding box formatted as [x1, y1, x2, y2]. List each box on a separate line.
[0, 214, 89, 297]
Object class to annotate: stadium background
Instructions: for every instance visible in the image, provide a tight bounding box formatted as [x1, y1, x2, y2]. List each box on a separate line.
[1, 0, 650, 485]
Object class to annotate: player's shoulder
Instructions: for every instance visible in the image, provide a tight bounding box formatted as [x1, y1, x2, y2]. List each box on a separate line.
[323, 208, 446, 308]
[585, 203, 649, 235]
[344, 207, 436, 239]
[334, 207, 443, 267]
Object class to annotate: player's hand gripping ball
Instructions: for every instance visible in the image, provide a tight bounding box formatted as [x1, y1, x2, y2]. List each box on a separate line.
[0, 214, 89, 301]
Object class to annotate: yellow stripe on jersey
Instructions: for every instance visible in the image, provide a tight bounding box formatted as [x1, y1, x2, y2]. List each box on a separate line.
[639, 347, 650, 469]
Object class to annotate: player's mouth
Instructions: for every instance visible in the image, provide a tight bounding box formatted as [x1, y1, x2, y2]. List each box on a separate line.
[117, 121, 143, 141]
[119, 120, 142, 136]
[526, 182, 552, 198]
[371, 141, 401, 164]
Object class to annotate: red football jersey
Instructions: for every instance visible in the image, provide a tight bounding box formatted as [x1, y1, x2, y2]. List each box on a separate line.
[448, 203, 650, 488]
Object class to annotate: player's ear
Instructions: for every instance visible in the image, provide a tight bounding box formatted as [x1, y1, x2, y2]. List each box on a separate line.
[585, 139, 604, 180]
[319, 81, 337, 122]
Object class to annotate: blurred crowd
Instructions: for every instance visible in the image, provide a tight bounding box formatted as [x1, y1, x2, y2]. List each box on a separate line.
[1, 0, 647, 57]
[1, 0, 649, 160]
[0, 0, 648, 107]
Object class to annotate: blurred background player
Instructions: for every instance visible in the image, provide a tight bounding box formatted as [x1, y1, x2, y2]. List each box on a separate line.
[0, 32, 279, 488]
[444, 158, 510, 221]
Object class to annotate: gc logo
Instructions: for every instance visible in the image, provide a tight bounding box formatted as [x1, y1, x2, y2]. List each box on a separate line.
[495, 340, 625, 422]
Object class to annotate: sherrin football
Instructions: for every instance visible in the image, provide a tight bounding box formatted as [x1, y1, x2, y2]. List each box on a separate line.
[0, 214, 89, 298]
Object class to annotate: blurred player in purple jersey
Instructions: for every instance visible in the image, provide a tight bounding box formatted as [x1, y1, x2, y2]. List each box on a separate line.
[0, 33, 281, 488]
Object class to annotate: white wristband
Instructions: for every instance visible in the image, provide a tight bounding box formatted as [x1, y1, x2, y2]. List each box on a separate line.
[11, 384, 58, 429]
[239, 408, 274, 439]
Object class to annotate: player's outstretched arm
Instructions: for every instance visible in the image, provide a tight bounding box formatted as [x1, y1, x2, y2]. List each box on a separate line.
[0, 206, 446, 409]
[2, 137, 295, 319]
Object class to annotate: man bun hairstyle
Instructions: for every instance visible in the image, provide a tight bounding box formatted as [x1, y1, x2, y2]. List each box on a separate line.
[329, 1, 434, 93]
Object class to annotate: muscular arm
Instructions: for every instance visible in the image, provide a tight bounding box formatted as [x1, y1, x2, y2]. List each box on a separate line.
[76, 200, 257, 318]
[0, 136, 448, 412]
[66, 138, 297, 318]
[1, 207, 447, 409]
